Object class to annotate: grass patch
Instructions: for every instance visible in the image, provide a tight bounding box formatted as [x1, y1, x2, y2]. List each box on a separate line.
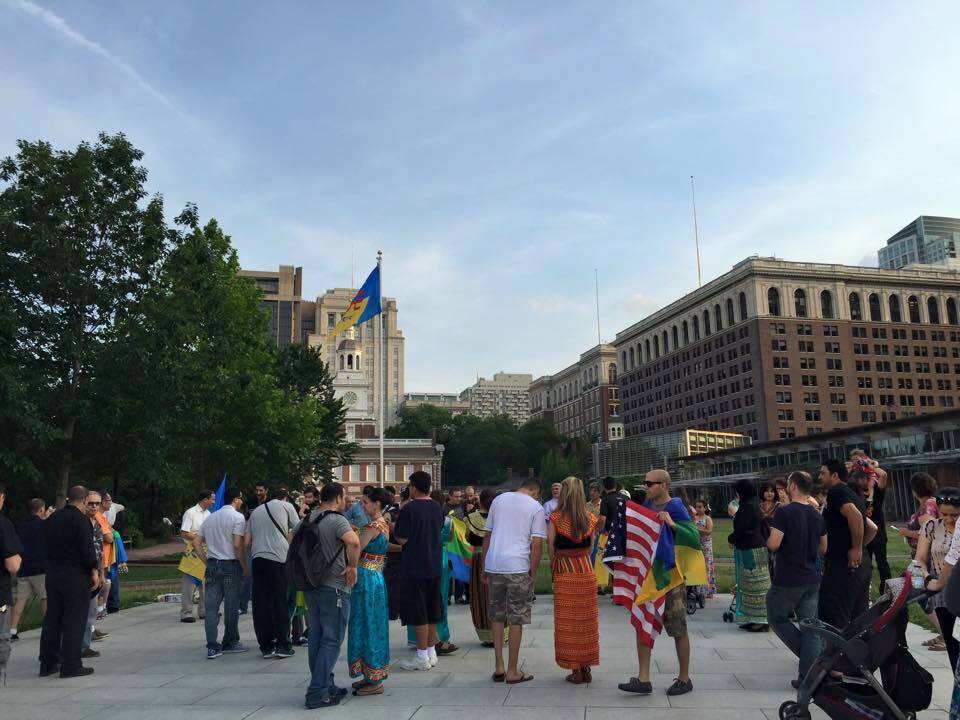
[124, 564, 182, 583]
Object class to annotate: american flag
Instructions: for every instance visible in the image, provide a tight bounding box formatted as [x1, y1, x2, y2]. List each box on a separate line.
[603, 497, 666, 647]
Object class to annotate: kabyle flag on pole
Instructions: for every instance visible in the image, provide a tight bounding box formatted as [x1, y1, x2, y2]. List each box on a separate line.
[326, 265, 382, 339]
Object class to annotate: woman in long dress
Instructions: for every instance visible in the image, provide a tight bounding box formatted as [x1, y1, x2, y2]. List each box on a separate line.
[348, 489, 391, 696]
[466, 489, 503, 646]
[548, 476, 600, 684]
[728, 479, 770, 632]
[694, 499, 716, 598]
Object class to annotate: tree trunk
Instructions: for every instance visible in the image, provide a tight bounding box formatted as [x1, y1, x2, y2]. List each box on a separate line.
[56, 415, 76, 507]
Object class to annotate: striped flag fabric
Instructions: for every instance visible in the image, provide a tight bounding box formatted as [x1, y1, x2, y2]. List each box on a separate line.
[603, 498, 667, 647]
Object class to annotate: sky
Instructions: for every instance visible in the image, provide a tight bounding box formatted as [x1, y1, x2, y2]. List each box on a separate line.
[3, 1, 960, 392]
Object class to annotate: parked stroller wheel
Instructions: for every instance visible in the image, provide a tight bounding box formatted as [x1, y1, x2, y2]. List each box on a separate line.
[778, 701, 810, 720]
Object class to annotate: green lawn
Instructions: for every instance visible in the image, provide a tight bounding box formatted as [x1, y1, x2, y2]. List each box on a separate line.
[124, 564, 182, 583]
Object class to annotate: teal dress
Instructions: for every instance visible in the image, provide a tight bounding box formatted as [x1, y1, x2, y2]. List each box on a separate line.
[407, 516, 452, 645]
[348, 522, 390, 684]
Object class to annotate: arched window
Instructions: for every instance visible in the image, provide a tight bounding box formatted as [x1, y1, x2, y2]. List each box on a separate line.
[768, 288, 781, 316]
[908, 295, 921, 323]
[928, 297, 941, 324]
[794, 289, 808, 318]
[869, 293, 882, 321]
[849, 292, 862, 321]
[889, 295, 902, 323]
[672, 325, 679, 349]
[347, 354, 354, 369]
[575, 380, 579, 395]
[356, 354, 361, 369]
[654, 336, 660, 359]
[739, 292, 748, 321]
[820, 290, 834, 319]
[609, 363, 617, 383]
[703, 310, 711, 335]
[693, 315, 700, 341]
[948, 298, 959, 325]
[726, 298, 735, 326]
[714, 303, 723, 331]
[622, 350, 627, 369]
[339, 355, 345, 370]
[662, 330, 669, 354]
[628, 347, 634, 369]
[682, 320, 689, 345]
[645, 339, 651, 363]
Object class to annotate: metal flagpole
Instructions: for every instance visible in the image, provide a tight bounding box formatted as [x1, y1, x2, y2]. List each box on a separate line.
[594, 268, 602, 346]
[377, 250, 384, 488]
[690, 175, 702, 288]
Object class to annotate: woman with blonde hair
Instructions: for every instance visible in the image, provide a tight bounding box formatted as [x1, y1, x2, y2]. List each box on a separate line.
[548, 476, 600, 683]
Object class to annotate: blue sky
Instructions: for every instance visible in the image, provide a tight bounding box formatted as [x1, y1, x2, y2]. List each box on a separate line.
[3, 1, 960, 392]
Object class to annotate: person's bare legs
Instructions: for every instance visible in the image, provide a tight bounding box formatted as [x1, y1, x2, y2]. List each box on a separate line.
[492, 621, 506, 675]
[428, 624, 438, 647]
[10, 598, 27, 633]
[636, 634, 653, 682]
[675, 634, 691, 682]
[506, 624, 524, 680]
[414, 624, 430, 650]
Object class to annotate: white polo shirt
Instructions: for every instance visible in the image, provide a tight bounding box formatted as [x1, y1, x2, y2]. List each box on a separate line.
[180, 503, 210, 546]
[485, 491, 548, 574]
[197, 506, 245, 561]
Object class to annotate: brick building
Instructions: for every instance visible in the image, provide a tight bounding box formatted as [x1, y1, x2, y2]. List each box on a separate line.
[615, 257, 960, 443]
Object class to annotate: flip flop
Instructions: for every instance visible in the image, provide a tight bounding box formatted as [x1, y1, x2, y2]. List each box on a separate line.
[506, 673, 534, 684]
[492, 672, 506, 682]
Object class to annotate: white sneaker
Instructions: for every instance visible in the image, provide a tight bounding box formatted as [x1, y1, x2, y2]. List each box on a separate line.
[429, 655, 438, 667]
[400, 657, 432, 672]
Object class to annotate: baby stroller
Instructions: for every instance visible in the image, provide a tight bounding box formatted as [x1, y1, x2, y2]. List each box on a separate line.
[779, 572, 933, 720]
[687, 584, 706, 615]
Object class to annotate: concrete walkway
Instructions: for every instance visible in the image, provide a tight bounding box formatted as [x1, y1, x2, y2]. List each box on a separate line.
[1, 593, 954, 720]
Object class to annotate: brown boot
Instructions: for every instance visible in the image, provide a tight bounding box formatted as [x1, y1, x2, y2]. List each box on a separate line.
[565, 668, 584, 684]
[582, 666, 592, 683]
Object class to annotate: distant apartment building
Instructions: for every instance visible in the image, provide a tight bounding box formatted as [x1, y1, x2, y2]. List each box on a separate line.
[402, 392, 472, 417]
[593, 428, 749, 482]
[878, 216, 960, 269]
[238, 265, 316, 348]
[615, 256, 960, 443]
[529, 344, 623, 442]
[460, 372, 532, 424]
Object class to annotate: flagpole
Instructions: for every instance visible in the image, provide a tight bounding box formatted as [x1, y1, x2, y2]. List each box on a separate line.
[377, 250, 385, 489]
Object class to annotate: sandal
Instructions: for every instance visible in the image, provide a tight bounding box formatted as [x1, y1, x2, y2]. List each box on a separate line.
[565, 669, 583, 684]
[492, 672, 506, 682]
[354, 683, 384, 696]
[506, 672, 535, 684]
[928, 639, 948, 652]
[582, 666, 592, 684]
[435, 642, 459, 655]
[352, 679, 368, 690]
[923, 635, 943, 647]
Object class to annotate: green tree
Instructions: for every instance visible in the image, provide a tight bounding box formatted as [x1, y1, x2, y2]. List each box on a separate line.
[386, 404, 455, 444]
[0, 133, 168, 504]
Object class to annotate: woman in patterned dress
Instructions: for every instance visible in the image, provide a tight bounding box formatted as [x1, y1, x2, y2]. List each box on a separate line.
[694, 499, 716, 598]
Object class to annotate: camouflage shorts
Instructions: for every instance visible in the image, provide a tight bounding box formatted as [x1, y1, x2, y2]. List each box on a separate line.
[487, 572, 534, 626]
[662, 585, 688, 638]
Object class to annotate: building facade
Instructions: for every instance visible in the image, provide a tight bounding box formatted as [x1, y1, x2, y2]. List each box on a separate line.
[878, 216, 960, 269]
[616, 256, 960, 443]
[460, 372, 532, 424]
[593, 428, 749, 482]
[402, 392, 472, 417]
[238, 265, 316, 348]
[529, 344, 622, 442]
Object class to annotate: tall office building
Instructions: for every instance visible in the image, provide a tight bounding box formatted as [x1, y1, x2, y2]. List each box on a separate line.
[238, 265, 316, 348]
[878, 216, 960, 269]
[402, 393, 472, 417]
[615, 256, 960, 443]
[529, 344, 623, 442]
[460, 372, 532, 424]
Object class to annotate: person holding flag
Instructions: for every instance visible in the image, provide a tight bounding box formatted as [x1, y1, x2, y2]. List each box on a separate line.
[178, 489, 214, 623]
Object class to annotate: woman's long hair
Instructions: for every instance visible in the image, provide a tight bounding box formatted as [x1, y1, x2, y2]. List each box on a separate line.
[557, 476, 590, 539]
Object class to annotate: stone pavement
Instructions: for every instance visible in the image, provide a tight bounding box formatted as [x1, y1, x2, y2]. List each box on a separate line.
[1, 593, 955, 720]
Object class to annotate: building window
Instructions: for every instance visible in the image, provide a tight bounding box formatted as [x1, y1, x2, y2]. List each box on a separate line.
[768, 288, 781, 317]
[693, 316, 700, 341]
[703, 310, 711, 336]
[869, 293, 883, 321]
[889, 295, 902, 323]
[726, 298, 735, 326]
[928, 297, 941, 324]
[672, 326, 679, 349]
[714, 304, 723, 331]
[820, 290, 834, 319]
[794, 289, 808, 318]
[682, 320, 689, 345]
[849, 292, 862, 321]
[662, 330, 669, 354]
[654, 336, 660, 359]
[948, 297, 959, 326]
[645, 339, 651, 363]
[908, 295, 921, 324]
[739, 292, 748, 321]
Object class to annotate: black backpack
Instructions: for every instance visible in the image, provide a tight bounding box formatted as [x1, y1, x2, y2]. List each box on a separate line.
[285, 510, 345, 591]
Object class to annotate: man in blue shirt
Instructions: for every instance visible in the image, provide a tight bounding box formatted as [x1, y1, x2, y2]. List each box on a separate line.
[10, 498, 48, 642]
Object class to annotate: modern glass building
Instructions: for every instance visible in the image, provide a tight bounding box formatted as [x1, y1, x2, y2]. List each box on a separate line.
[593, 429, 749, 481]
[878, 216, 960, 270]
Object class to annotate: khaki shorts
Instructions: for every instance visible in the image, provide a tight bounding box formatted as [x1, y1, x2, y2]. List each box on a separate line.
[662, 585, 687, 638]
[15, 574, 46, 602]
[487, 572, 534, 626]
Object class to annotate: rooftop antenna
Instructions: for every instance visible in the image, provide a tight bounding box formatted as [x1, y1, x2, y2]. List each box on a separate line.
[690, 175, 702, 288]
[594, 268, 602, 346]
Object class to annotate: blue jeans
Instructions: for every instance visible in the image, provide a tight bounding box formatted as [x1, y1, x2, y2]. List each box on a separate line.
[304, 586, 350, 707]
[204, 559, 242, 650]
[766, 582, 822, 680]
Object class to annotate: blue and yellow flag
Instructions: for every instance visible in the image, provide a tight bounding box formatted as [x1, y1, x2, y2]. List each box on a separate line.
[327, 265, 382, 339]
[634, 497, 708, 606]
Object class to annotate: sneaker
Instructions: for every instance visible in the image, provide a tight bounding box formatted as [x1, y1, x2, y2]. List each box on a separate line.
[400, 657, 432, 671]
[330, 686, 348, 698]
[274, 646, 295, 659]
[666, 678, 693, 696]
[38, 663, 61, 677]
[10, 631, 19, 642]
[93, 629, 109, 640]
[81, 648, 100, 658]
[59, 666, 95, 678]
[222, 643, 249, 654]
[207, 648, 223, 660]
[180, 617, 196, 624]
[618, 677, 652, 694]
[305, 696, 341, 710]
[261, 649, 276, 659]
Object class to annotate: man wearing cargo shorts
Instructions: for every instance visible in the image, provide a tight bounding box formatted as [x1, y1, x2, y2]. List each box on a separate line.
[618, 468, 694, 696]
[482, 477, 546, 684]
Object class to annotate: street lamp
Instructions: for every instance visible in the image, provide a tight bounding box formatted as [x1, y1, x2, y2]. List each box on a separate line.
[435, 443, 445, 492]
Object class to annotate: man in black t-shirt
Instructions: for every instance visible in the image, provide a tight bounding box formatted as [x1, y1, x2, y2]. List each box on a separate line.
[817, 459, 877, 631]
[597, 476, 620, 534]
[766, 471, 826, 686]
[395, 471, 444, 671]
[0, 484, 24, 676]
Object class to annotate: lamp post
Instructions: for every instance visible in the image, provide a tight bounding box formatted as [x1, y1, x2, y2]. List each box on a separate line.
[435, 444, 445, 492]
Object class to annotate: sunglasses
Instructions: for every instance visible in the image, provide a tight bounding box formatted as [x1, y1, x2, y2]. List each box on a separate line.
[87, 501, 101, 506]
[937, 496, 960, 506]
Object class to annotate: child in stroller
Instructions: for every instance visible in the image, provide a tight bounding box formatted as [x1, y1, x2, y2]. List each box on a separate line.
[779, 572, 934, 720]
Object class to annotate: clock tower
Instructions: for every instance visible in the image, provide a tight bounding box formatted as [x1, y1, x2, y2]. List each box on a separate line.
[332, 327, 375, 438]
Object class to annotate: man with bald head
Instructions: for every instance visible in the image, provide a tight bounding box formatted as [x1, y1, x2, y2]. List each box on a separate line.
[618, 468, 693, 697]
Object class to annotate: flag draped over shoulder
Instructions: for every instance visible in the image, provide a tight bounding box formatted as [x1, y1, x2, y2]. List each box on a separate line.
[446, 516, 473, 583]
[326, 265, 382, 339]
[603, 496, 708, 647]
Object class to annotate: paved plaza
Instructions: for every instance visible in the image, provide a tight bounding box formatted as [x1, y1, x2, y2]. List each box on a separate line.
[1, 594, 955, 720]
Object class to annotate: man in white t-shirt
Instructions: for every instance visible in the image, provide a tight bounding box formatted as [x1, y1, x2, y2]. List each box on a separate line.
[483, 477, 547, 684]
[542, 483, 561, 524]
[179, 490, 214, 622]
